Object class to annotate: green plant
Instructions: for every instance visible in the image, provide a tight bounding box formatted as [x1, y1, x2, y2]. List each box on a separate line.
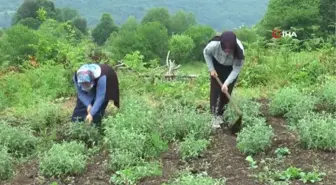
[269, 86, 307, 116]
[65, 122, 101, 147]
[160, 103, 212, 141]
[237, 121, 274, 155]
[275, 147, 290, 158]
[0, 121, 38, 157]
[163, 171, 226, 185]
[39, 141, 87, 177]
[296, 112, 336, 151]
[320, 79, 336, 109]
[179, 134, 210, 160]
[284, 96, 318, 126]
[110, 162, 162, 185]
[108, 149, 144, 171]
[245, 156, 258, 169]
[225, 98, 263, 127]
[0, 148, 14, 181]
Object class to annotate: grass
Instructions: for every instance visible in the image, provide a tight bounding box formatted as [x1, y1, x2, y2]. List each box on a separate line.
[0, 46, 335, 184]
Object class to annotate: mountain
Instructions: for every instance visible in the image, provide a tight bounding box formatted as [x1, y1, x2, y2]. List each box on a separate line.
[0, 0, 269, 31]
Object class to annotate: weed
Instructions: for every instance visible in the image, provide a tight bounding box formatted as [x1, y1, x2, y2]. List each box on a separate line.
[110, 161, 162, 185]
[163, 171, 226, 185]
[296, 112, 336, 151]
[179, 134, 210, 160]
[275, 147, 290, 158]
[0, 121, 38, 157]
[39, 141, 87, 177]
[237, 121, 274, 155]
[0, 148, 14, 181]
[246, 156, 258, 169]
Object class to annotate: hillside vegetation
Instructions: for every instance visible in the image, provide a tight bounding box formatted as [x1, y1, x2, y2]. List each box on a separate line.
[0, 0, 335, 185]
[0, 0, 269, 30]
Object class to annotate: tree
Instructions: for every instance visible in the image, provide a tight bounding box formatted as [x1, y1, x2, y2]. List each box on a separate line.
[121, 16, 138, 32]
[320, 0, 336, 34]
[12, 0, 56, 25]
[18, 17, 41, 29]
[141, 7, 171, 33]
[256, 0, 321, 39]
[136, 21, 169, 61]
[55, 7, 80, 22]
[184, 25, 215, 61]
[72, 17, 87, 34]
[0, 24, 39, 66]
[170, 10, 197, 35]
[91, 13, 118, 45]
[168, 34, 195, 63]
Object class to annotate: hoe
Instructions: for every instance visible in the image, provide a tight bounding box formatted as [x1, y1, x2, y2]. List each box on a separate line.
[214, 76, 243, 136]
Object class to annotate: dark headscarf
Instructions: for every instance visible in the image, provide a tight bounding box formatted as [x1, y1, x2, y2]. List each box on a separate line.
[209, 31, 244, 60]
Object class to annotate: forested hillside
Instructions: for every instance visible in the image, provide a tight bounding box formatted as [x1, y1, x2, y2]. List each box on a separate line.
[0, 0, 269, 30]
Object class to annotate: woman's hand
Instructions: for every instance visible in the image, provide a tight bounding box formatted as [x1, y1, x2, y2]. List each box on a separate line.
[221, 83, 228, 93]
[210, 70, 218, 77]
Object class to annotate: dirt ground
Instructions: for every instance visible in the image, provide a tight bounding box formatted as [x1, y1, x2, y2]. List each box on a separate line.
[1, 99, 335, 185]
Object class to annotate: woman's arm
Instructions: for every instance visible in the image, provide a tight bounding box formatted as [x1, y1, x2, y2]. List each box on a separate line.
[224, 59, 244, 85]
[203, 41, 216, 72]
[89, 76, 107, 116]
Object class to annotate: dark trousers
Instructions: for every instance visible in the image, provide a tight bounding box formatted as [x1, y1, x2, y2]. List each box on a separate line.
[71, 97, 109, 126]
[210, 57, 238, 116]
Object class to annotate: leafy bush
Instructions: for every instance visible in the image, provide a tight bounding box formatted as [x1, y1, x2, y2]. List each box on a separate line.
[319, 79, 336, 109]
[0, 121, 38, 157]
[237, 121, 274, 155]
[25, 102, 67, 131]
[269, 87, 307, 116]
[168, 34, 195, 63]
[284, 96, 318, 126]
[179, 134, 210, 160]
[65, 123, 101, 147]
[0, 64, 73, 109]
[163, 171, 226, 185]
[110, 162, 162, 185]
[0, 148, 14, 181]
[160, 102, 212, 141]
[39, 141, 87, 177]
[296, 113, 336, 151]
[0, 24, 39, 66]
[109, 149, 144, 171]
[225, 98, 263, 127]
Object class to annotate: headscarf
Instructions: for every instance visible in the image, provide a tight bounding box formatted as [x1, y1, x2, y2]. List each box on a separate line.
[219, 31, 244, 60]
[77, 70, 95, 92]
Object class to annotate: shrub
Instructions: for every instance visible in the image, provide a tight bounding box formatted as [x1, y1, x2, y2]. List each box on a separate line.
[26, 102, 67, 131]
[168, 34, 195, 63]
[39, 141, 87, 177]
[163, 171, 226, 185]
[110, 162, 162, 185]
[65, 123, 101, 147]
[320, 79, 336, 110]
[269, 86, 307, 116]
[284, 97, 318, 127]
[296, 113, 336, 151]
[108, 149, 144, 171]
[179, 134, 210, 160]
[0, 121, 38, 157]
[0, 148, 14, 181]
[237, 121, 274, 155]
[225, 98, 263, 127]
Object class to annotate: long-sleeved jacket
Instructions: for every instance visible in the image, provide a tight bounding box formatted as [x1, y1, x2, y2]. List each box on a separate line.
[203, 38, 245, 85]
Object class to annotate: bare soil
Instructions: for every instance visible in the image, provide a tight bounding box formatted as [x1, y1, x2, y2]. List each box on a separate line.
[1, 99, 335, 185]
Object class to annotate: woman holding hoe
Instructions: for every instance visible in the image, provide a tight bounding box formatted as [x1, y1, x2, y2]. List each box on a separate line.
[71, 63, 120, 126]
[203, 31, 245, 129]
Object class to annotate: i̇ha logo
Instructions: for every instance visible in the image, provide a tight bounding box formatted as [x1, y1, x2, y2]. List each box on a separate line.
[272, 28, 297, 39]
